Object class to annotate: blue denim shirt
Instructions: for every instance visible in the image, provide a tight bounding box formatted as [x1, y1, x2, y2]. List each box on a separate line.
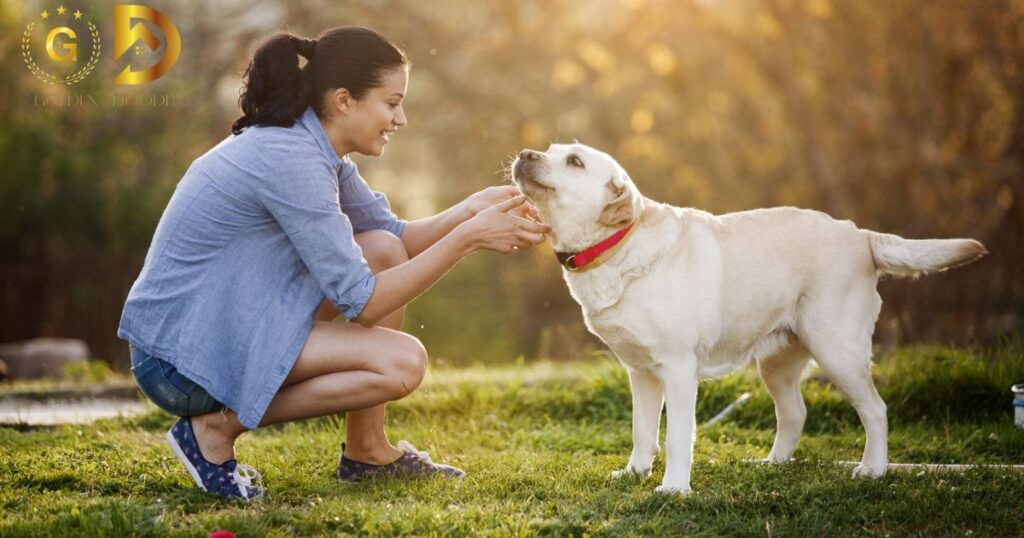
[118, 107, 405, 429]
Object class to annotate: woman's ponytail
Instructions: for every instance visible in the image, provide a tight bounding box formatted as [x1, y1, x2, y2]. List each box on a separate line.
[231, 34, 318, 135]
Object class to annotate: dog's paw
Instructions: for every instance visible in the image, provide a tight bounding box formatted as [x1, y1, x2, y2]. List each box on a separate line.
[851, 463, 887, 479]
[764, 452, 791, 464]
[654, 484, 691, 496]
[611, 467, 651, 479]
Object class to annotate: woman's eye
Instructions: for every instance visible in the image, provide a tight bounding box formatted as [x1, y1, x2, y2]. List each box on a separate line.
[568, 156, 584, 167]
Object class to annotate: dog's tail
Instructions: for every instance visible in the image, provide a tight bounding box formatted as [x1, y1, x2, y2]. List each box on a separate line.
[865, 231, 987, 278]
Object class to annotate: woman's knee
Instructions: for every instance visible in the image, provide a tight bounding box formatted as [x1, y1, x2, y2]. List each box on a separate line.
[382, 334, 428, 399]
[355, 230, 409, 272]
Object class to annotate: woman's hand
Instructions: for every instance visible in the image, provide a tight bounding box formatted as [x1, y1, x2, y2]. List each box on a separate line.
[457, 195, 550, 254]
[357, 196, 549, 327]
[464, 185, 540, 222]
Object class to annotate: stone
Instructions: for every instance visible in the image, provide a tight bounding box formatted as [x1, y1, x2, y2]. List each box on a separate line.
[0, 338, 90, 380]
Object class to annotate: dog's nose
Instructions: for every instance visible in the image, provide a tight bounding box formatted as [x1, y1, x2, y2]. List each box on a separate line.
[519, 149, 540, 161]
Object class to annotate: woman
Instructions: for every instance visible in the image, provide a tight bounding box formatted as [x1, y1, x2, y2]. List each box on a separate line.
[117, 26, 548, 500]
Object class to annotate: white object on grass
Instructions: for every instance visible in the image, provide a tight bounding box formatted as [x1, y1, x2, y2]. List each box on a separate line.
[1012, 384, 1024, 430]
[702, 392, 752, 428]
[836, 461, 1024, 472]
[743, 459, 1024, 473]
[0, 398, 147, 425]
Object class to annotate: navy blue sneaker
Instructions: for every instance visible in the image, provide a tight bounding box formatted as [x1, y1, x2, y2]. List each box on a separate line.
[337, 440, 466, 482]
[166, 417, 264, 500]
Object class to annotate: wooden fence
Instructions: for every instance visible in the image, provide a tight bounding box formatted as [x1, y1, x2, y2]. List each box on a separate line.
[1, 252, 145, 372]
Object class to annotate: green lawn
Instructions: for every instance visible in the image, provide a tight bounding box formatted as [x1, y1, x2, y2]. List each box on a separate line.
[2, 343, 1023, 536]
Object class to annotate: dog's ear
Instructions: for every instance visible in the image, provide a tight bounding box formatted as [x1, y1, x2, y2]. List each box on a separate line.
[598, 175, 636, 227]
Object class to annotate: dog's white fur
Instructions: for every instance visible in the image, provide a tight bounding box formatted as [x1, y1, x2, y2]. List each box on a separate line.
[512, 143, 986, 495]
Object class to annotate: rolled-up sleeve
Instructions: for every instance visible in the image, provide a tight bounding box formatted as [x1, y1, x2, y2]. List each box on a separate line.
[256, 148, 376, 320]
[338, 157, 407, 237]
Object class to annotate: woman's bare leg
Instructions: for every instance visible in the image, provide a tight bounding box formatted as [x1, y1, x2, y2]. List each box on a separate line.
[191, 230, 416, 464]
[191, 320, 423, 463]
[324, 231, 409, 463]
[335, 300, 407, 464]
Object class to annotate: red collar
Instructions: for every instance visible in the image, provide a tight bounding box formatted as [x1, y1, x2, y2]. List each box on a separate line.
[555, 223, 636, 271]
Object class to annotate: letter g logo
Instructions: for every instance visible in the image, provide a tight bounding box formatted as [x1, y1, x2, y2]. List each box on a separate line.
[46, 27, 77, 62]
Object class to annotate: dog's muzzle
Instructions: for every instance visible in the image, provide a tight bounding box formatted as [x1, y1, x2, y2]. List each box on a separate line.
[512, 149, 552, 192]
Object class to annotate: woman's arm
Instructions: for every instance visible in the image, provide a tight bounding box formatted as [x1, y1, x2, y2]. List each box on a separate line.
[355, 195, 547, 327]
[400, 185, 533, 257]
[399, 201, 473, 258]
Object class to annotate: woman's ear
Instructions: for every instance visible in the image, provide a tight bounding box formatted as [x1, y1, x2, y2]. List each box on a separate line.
[598, 175, 636, 227]
[329, 88, 354, 116]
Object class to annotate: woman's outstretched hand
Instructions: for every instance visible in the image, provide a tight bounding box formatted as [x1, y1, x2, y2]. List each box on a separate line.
[464, 185, 540, 222]
[356, 193, 549, 327]
[458, 195, 550, 254]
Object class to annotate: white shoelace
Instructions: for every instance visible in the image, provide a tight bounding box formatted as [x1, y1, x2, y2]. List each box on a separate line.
[397, 440, 434, 465]
[233, 463, 264, 500]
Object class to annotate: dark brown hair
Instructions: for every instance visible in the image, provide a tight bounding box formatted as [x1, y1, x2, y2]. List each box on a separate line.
[231, 26, 409, 135]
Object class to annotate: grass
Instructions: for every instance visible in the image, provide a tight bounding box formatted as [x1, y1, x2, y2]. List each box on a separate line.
[2, 341, 1023, 536]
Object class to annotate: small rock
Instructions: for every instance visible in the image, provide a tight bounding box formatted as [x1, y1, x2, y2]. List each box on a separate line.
[0, 338, 90, 380]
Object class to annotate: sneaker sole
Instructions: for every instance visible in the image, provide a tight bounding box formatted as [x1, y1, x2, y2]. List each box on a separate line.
[166, 428, 209, 493]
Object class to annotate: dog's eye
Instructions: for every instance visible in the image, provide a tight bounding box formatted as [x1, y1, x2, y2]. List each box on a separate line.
[567, 155, 584, 168]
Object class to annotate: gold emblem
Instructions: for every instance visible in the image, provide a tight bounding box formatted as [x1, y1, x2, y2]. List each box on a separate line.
[21, 5, 99, 85]
[46, 27, 77, 62]
[113, 4, 181, 85]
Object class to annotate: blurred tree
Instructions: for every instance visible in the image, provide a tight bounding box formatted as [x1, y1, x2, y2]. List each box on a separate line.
[1, 0, 1020, 369]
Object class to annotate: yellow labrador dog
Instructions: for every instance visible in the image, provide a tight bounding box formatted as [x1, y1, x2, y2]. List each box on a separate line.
[512, 143, 986, 495]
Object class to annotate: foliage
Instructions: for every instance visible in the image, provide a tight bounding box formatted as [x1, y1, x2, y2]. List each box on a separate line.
[1, 0, 1022, 366]
[61, 360, 113, 385]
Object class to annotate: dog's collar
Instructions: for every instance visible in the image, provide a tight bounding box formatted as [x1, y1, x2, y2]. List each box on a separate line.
[555, 221, 638, 272]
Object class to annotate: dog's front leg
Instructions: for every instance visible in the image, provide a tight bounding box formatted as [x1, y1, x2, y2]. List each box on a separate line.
[654, 357, 698, 495]
[612, 366, 664, 479]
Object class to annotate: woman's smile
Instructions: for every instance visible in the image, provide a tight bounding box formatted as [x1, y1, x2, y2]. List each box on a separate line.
[346, 66, 409, 155]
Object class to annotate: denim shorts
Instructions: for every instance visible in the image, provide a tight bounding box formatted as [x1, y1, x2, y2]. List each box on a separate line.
[130, 345, 224, 417]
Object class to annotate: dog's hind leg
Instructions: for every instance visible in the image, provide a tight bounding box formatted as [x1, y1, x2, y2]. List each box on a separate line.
[613, 367, 664, 478]
[757, 345, 811, 463]
[800, 292, 888, 478]
[811, 342, 888, 478]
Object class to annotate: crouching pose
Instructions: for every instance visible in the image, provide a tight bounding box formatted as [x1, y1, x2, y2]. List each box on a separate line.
[119, 26, 548, 500]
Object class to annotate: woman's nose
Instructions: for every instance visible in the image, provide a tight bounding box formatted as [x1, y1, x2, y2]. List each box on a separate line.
[394, 108, 408, 127]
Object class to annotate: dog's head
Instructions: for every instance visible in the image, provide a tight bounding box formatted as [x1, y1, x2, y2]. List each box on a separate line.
[512, 143, 641, 251]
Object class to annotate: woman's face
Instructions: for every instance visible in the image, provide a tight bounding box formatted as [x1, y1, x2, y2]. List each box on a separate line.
[345, 66, 409, 156]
